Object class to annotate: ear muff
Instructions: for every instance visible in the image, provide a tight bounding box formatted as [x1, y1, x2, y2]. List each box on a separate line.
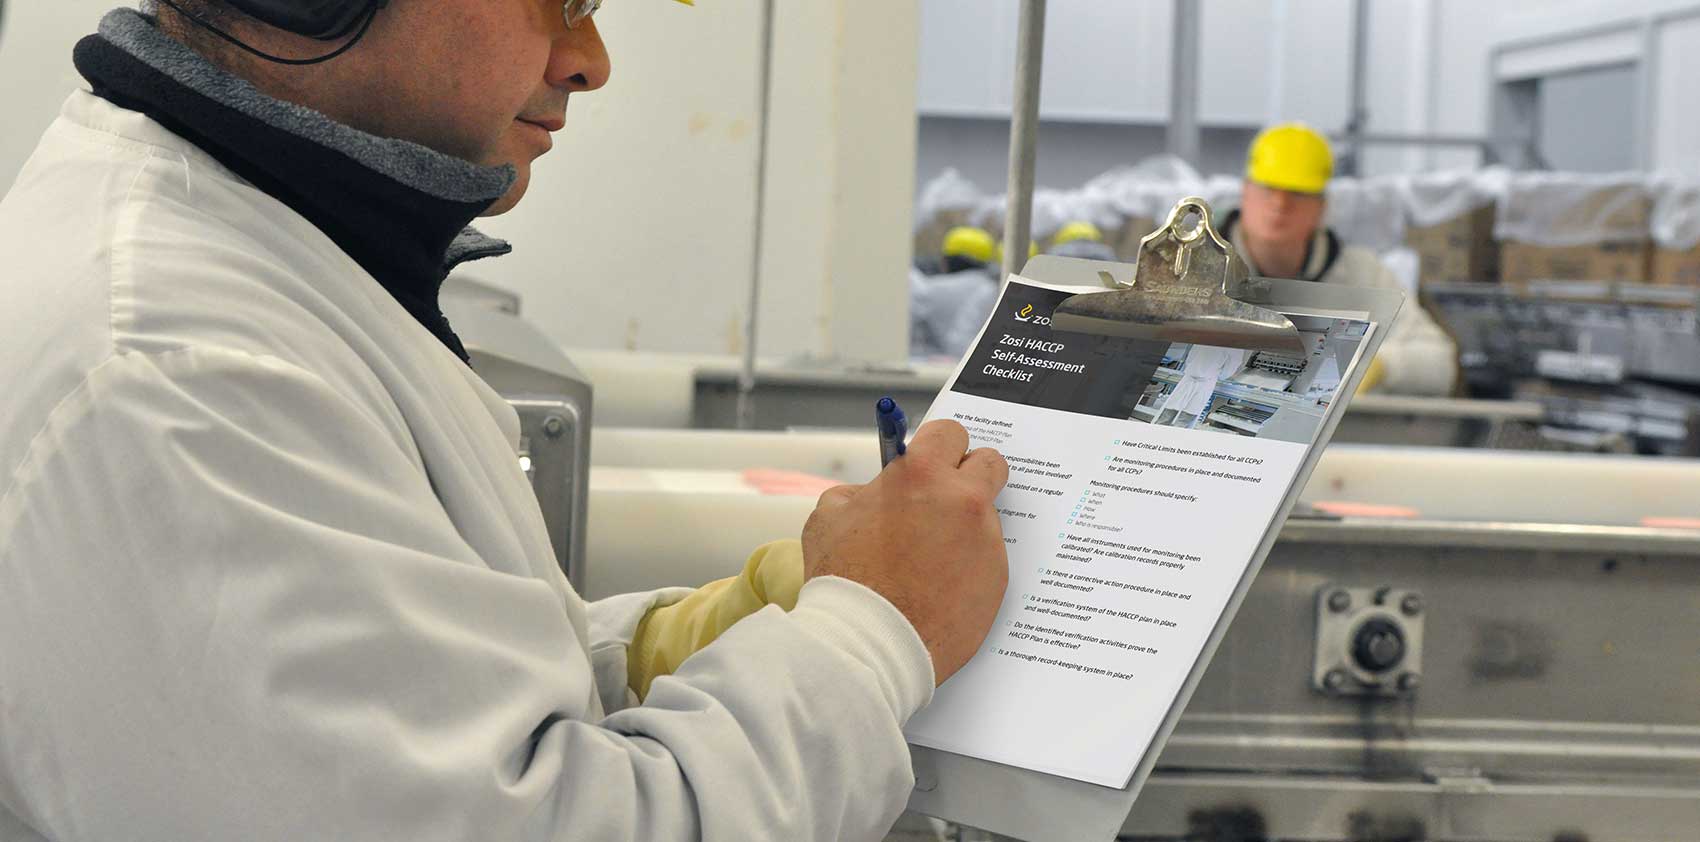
[157, 0, 388, 64]
[220, 0, 388, 41]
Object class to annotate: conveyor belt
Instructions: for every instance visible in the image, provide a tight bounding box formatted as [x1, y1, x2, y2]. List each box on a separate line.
[575, 433, 1700, 841]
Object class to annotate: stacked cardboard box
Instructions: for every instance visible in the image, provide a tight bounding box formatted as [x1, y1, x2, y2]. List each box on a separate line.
[1500, 241, 1651, 286]
[1650, 243, 1700, 286]
[1498, 185, 1652, 286]
[1405, 205, 1499, 285]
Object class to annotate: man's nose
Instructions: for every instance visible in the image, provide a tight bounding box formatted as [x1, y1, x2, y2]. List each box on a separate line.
[548, 17, 612, 92]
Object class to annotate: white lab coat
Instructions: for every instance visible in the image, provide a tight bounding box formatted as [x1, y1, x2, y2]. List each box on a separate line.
[0, 91, 932, 841]
[1159, 346, 1248, 422]
[909, 266, 999, 359]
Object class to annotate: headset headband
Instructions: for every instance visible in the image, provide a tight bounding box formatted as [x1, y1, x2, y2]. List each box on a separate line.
[156, 0, 388, 64]
[221, 0, 388, 41]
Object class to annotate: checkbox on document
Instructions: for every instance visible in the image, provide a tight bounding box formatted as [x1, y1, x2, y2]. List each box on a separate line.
[1113, 440, 1120, 445]
[1067, 519, 1074, 524]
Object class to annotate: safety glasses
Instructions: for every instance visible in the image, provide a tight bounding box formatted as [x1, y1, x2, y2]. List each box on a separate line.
[563, 0, 603, 29]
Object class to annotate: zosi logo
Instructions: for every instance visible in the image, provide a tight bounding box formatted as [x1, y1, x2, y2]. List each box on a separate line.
[1012, 303, 1050, 326]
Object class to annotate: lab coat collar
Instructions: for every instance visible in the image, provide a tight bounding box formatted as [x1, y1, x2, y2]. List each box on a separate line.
[72, 8, 516, 363]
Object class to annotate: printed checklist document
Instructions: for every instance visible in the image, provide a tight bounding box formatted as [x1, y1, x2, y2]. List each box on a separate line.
[904, 275, 1376, 788]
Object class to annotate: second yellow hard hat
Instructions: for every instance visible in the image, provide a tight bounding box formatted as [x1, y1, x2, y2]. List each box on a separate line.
[942, 226, 997, 264]
[1245, 123, 1333, 195]
[1051, 221, 1104, 246]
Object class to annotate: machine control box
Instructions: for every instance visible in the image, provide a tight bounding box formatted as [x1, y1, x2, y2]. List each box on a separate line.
[1312, 585, 1425, 697]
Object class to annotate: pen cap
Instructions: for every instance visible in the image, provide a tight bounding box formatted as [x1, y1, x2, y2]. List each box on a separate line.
[875, 396, 906, 437]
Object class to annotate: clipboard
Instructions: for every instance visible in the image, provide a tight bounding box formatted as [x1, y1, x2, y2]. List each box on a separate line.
[903, 198, 1405, 841]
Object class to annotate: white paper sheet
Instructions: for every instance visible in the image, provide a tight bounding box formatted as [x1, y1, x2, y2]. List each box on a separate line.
[903, 276, 1377, 788]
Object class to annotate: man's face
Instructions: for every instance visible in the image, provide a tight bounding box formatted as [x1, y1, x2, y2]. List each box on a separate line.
[334, 0, 611, 215]
[1238, 181, 1326, 246]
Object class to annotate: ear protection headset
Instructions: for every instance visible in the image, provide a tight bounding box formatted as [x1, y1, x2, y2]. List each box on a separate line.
[155, 0, 389, 64]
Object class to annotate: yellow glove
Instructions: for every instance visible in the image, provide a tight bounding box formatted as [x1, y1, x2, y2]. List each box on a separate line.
[627, 539, 805, 700]
[1355, 355, 1386, 396]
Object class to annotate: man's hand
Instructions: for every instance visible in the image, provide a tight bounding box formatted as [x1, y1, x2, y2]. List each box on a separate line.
[801, 420, 1010, 686]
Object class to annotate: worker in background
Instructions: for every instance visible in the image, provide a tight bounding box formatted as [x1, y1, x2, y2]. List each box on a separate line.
[0, 2, 1011, 839]
[1046, 220, 1117, 262]
[1224, 123, 1458, 395]
[917, 223, 996, 276]
[911, 225, 1003, 358]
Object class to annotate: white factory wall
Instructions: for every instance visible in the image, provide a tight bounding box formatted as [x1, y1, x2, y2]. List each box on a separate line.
[912, 118, 1257, 200]
[478, 0, 917, 363]
[914, 0, 1700, 195]
[751, 0, 919, 364]
[1540, 65, 1639, 172]
[1653, 14, 1700, 173]
[474, 0, 763, 357]
[0, 0, 113, 191]
[913, 0, 1445, 190]
[1489, 0, 1700, 173]
[0, 2, 920, 364]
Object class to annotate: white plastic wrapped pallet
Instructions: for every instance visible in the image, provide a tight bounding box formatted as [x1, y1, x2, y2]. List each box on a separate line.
[913, 167, 985, 235]
[913, 160, 1413, 257]
[1395, 167, 1508, 228]
[1650, 176, 1700, 252]
[1322, 177, 1409, 253]
[1495, 172, 1652, 247]
[1081, 155, 1208, 222]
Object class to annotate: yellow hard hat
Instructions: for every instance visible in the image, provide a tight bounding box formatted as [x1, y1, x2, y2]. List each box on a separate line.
[1052, 221, 1104, 246]
[1245, 123, 1333, 195]
[941, 226, 997, 264]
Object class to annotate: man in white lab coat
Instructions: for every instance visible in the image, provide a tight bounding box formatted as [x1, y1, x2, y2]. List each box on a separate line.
[1226, 123, 1459, 396]
[0, 2, 1010, 839]
[1155, 346, 1249, 429]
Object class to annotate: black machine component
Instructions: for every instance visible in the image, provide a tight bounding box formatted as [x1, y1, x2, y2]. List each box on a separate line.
[1245, 351, 1307, 377]
[1205, 398, 1277, 436]
[1426, 283, 1700, 455]
[1351, 617, 1408, 674]
[1313, 585, 1425, 697]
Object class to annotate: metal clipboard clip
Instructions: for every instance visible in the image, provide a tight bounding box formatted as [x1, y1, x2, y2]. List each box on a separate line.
[1050, 196, 1308, 355]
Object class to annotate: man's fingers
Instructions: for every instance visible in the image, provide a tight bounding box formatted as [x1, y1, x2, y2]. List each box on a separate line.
[904, 419, 970, 467]
[958, 447, 1010, 497]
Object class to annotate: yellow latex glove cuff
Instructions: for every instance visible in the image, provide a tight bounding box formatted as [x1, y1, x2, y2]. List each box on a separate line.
[627, 539, 805, 700]
[1355, 355, 1386, 396]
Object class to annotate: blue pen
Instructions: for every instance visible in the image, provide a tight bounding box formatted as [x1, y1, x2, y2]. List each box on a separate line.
[875, 396, 908, 467]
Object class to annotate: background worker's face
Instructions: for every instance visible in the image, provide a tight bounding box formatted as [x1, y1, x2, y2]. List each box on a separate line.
[1239, 181, 1326, 246]
[320, 0, 612, 215]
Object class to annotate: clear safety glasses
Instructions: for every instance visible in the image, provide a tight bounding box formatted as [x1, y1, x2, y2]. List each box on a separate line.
[563, 0, 603, 29]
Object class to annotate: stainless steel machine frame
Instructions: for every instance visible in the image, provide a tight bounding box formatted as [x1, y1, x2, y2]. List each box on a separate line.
[446, 301, 594, 592]
[509, 398, 589, 593]
[1123, 518, 1700, 841]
